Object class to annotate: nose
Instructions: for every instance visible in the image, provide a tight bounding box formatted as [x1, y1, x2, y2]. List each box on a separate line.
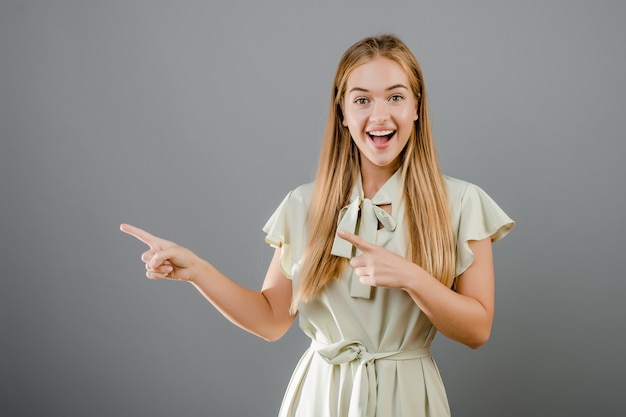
[369, 100, 390, 124]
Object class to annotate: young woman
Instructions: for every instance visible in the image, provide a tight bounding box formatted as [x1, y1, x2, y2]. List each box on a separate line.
[121, 34, 514, 417]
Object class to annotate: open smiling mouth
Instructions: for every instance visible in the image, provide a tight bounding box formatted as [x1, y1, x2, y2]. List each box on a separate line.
[368, 130, 396, 145]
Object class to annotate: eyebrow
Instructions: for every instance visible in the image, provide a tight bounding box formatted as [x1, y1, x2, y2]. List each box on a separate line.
[349, 84, 409, 93]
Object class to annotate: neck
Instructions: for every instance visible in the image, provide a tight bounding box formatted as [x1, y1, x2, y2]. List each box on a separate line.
[359, 158, 399, 198]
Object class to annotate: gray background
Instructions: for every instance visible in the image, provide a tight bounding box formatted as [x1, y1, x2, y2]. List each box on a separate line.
[1, 1, 624, 416]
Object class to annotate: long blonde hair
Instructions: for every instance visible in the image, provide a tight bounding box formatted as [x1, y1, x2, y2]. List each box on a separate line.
[292, 34, 455, 312]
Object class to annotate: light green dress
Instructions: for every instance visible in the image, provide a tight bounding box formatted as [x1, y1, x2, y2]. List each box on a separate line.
[263, 171, 514, 417]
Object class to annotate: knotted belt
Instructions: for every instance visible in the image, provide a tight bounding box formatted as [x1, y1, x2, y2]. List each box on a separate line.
[311, 339, 431, 417]
[330, 192, 397, 298]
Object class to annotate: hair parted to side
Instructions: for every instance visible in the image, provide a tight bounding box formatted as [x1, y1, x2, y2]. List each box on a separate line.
[290, 34, 456, 313]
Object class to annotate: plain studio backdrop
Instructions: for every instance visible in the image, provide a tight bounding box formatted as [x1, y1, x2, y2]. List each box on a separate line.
[1, 1, 624, 416]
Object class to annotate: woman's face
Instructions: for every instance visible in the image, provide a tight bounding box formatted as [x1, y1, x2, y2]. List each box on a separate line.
[342, 57, 418, 176]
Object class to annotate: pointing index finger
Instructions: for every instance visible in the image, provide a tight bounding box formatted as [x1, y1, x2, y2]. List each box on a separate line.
[336, 229, 372, 252]
[120, 223, 162, 249]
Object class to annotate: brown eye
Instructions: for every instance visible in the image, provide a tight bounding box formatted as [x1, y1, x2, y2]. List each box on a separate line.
[354, 98, 369, 105]
[389, 94, 404, 102]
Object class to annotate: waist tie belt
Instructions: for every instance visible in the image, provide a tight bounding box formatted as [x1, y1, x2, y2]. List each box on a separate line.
[310, 340, 431, 417]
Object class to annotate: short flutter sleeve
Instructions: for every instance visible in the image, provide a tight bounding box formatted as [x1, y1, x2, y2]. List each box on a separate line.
[446, 177, 515, 277]
[262, 184, 312, 279]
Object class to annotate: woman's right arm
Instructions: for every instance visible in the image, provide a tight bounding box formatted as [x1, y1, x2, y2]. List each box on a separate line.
[120, 224, 295, 342]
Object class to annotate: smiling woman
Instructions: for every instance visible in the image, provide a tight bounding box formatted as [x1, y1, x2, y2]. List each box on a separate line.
[342, 57, 419, 186]
[121, 34, 514, 417]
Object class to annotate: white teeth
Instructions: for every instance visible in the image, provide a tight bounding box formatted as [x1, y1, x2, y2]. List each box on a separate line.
[368, 130, 394, 136]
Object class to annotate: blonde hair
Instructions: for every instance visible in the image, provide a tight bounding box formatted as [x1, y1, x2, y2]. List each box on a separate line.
[291, 34, 455, 313]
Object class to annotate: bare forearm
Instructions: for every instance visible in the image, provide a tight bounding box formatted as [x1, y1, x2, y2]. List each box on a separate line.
[403, 269, 492, 349]
[189, 260, 292, 342]
[120, 224, 294, 341]
[338, 232, 494, 348]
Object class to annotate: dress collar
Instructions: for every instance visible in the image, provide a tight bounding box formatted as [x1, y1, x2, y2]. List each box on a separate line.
[330, 169, 402, 298]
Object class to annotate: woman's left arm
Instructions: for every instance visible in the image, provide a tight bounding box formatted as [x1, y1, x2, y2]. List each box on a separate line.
[337, 230, 494, 349]
[405, 238, 494, 349]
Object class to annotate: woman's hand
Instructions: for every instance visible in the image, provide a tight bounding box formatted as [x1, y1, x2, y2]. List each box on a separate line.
[120, 223, 294, 340]
[336, 229, 420, 290]
[120, 223, 201, 282]
[338, 229, 495, 348]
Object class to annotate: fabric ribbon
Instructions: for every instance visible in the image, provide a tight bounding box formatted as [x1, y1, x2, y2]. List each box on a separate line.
[331, 188, 397, 298]
[311, 339, 431, 417]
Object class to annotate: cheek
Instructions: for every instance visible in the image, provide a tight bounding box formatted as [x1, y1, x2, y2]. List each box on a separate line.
[400, 109, 418, 127]
[344, 113, 366, 133]
[346, 124, 361, 142]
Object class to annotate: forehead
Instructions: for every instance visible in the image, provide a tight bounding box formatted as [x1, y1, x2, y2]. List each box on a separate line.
[346, 57, 410, 92]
